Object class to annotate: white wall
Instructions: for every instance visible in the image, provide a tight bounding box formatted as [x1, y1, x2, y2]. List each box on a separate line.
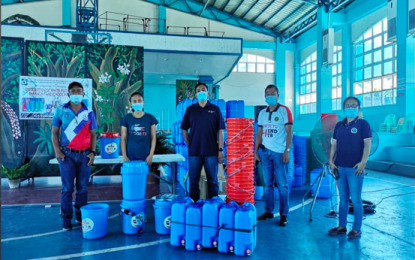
[166, 8, 276, 42]
[2, 0, 276, 42]
[1, 0, 62, 26]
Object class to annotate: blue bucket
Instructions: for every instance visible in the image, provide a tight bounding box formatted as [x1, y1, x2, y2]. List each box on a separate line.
[121, 161, 149, 200]
[153, 198, 174, 235]
[80, 203, 109, 240]
[100, 133, 121, 159]
[121, 199, 147, 234]
[254, 186, 264, 200]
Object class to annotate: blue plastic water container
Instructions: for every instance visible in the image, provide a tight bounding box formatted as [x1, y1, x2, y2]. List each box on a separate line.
[217, 99, 226, 118]
[184, 98, 193, 116]
[210, 99, 218, 106]
[121, 161, 149, 200]
[185, 202, 203, 251]
[154, 198, 174, 235]
[176, 101, 183, 122]
[121, 199, 146, 234]
[226, 101, 237, 118]
[202, 197, 224, 248]
[80, 203, 109, 239]
[171, 198, 193, 246]
[218, 201, 238, 254]
[254, 186, 264, 200]
[237, 100, 245, 118]
[100, 133, 121, 159]
[294, 166, 303, 187]
[234, 202, 257, 256]
[310, 169, 333, 199]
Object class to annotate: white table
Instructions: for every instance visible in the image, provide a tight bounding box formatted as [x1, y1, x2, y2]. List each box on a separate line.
[49, 154, 185, 194]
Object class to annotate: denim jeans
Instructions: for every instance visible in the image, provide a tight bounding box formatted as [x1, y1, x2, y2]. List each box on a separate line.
[59, 149, 91, 221]
[261, 149, 289, 216]
[337, 167, 364, 231]
[188, 156, 218, 202]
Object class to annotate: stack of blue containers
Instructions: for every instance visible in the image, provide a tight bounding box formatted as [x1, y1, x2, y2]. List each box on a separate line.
[226, 100, 245, 118]
[293, 135, 308, 184]
[310, 168, 333, 199]
[171, 198, 257, 256]
[120, 161, 149, 234]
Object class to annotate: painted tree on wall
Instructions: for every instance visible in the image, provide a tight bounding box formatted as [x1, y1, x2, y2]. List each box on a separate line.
[1, 37, 25, 169]
[87, 44, 144, 135]
[176, 80, 197, 104]
[25, 41, 86, 176]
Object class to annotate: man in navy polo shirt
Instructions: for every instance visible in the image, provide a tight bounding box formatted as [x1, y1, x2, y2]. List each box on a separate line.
[328, 96, 372, 239]
[181, 82, 225, 202]
[52, 82, 97, 231]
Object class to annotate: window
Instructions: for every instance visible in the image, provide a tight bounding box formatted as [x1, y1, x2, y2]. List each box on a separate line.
[354, 18, 397, 107]
[299, 51, 317, 114]
[232, 54, 275, 73]
[332, 46, 343, 111]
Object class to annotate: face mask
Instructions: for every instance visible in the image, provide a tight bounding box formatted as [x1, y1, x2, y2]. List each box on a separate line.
[132, 103, 144, 112]
[345, 108, 359, 118]
[197, 91, 208, 102]
[265, 96, 278, 106]
[70, 95, 83, 104]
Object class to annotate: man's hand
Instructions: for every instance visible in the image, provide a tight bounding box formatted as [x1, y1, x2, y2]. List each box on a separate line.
[123, 156, 130, 162]
[218, 152, 224, 164]
[282, 151, 289, 164]
[255, 154, 261, 164]
[353, 161, 366, 176]
[329, 161, 338, 173]
[87, 153, 95, 166]
[56, 150, 66, 164]
[146, 155, 153, 166]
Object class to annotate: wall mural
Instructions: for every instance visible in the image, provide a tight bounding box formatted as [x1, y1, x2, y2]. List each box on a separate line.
[1, 38, 144, 177]
[1, 37, 25, 170]
[176, 80, 197, 105]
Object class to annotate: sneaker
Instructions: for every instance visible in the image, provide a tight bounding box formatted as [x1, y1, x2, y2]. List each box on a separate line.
[257, 212, 274, 221]
[62, 219, 72, 231]
[328, 227, 347, 235]
[347, 230, 362, 239]
[279, 216, 288, 227]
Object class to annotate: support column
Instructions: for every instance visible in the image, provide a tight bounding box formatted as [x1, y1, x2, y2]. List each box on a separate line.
[294, 50, 301, 119]
[342, 23, 352, 101]
[276, 40, 296, 113]
[316, 7, 333, 114]
[396, 0, 415, 118]
[62, 0, 71, 26]
[159, 6, 167, 34]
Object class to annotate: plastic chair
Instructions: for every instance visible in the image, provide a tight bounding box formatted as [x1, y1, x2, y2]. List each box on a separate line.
[391, 118, 404, 133]
[379, 114, 396, 132]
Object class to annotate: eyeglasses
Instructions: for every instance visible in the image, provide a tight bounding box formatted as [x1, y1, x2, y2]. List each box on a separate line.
[344, 104, 359, 109]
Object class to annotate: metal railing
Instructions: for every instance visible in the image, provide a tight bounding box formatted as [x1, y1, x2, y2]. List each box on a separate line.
[98, 11, 224, 37]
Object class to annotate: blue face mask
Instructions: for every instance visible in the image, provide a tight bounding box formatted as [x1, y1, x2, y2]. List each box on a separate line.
[70, 95, 83, 104]
[265, 96, 278, 106]
[132, 103, 144, 112]
[345, 108, 359, 118]
[197, 91, 208, 102]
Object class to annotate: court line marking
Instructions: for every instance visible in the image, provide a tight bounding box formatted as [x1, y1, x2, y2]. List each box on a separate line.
[1, 213, 120, 243]
[366, 175, 415, 186]
[24, 200, 314, 260]
[28, 239, 171, 260]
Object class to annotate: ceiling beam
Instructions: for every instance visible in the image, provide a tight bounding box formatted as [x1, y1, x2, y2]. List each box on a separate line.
[241, 0, 261, 19]
[230, 0, 245, 15]
[272, 3, 306, 31]
[250, 0, 277, 23]
[221, 0, 231, 11]
[260, 0, 292, 26]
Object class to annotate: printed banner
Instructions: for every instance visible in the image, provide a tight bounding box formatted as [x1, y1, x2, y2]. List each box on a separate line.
[19, 76, 93, 120]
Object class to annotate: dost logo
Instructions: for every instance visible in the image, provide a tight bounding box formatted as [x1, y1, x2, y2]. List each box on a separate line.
[274, 116, 280, 122]
[351, 127, 358, 134]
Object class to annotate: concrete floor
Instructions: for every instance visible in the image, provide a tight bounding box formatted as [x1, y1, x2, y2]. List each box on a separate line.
[1, 171, 415, 260]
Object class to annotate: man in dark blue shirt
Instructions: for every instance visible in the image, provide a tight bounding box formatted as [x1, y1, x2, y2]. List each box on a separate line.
[181, 82, 225, 202]
[328, 96, 372, 239]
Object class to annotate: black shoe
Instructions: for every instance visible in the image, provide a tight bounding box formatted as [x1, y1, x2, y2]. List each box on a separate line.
[279, 216, 288, 227]
[62, 219, 72, 231]
[257, 212, 274, 221]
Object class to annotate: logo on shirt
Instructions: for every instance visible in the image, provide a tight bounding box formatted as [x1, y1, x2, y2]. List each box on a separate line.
[274, 116, 280, 122]
[208, 110, 215, 114]
[132, 124, 147, 136]
[264, 129, 278, 138]
[351, 127, 358, 134]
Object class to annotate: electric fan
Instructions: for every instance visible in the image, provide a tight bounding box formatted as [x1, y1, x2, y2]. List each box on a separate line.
[303, 114, 379, 221]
